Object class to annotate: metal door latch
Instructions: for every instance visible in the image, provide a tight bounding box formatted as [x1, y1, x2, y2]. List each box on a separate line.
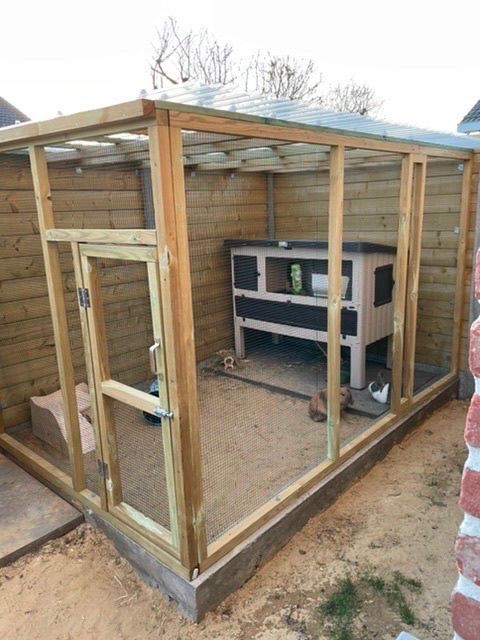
[153, 406, 174, 419]
[149, 342, 161, 374]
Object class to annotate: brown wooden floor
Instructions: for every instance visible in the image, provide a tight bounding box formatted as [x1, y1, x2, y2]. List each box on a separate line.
[0, 453, 83, 566]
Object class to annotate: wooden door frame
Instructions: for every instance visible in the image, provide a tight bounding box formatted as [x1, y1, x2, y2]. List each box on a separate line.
[77, 242, 180, 557]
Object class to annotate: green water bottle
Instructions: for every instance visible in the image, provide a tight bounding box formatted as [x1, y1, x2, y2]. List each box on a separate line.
[290, 263, 302, 295]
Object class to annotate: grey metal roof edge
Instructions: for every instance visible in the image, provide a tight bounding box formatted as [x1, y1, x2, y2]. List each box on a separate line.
[158, 99, 476, 154]
[458, 121, 480, 134]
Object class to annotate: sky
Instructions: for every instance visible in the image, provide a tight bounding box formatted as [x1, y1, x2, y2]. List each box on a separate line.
[1, 0, 479, 133]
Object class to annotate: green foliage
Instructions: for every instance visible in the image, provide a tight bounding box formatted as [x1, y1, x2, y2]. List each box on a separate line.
[319, 570, 422, 639]
[319, 578, 358, 640]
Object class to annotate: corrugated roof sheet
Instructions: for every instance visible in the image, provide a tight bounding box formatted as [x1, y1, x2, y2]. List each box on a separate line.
[458, 99, 480, 133]
[146, 83, 480, 151]
[0, 97, 29, 128]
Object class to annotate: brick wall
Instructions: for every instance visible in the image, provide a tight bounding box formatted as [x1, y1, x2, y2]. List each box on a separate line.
[452, 249, 480, 639]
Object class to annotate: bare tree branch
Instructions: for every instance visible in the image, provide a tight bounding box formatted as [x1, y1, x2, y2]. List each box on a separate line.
[149, 18, 382, 117]
[323, 80, 383, 115]
[244, 53, 323, 102]
[151, 17, 236, 89]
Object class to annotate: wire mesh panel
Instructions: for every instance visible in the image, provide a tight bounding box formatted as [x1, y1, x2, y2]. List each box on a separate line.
[109, 399, 171, 529]
[182, 130, 337, 543]
[413, 158, 464, 385]
[45, 130, 153, 230]
[0, 150, 77, 478]
[338, 151, 402, 447]
[98, 259, 153, 387]
[94, 255, 171, 532]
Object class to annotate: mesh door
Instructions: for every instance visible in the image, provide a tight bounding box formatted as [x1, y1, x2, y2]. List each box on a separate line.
[96, 257, 172, 531]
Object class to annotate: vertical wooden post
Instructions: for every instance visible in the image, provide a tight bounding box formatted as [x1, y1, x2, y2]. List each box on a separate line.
[403, 158, 427, 400]
[70, 242, 108, 509]
[391, 155, 414, 413]
[148, 110, 207, 573]
[327, 145, 345, 460]
[451, 159, 473, 374]
[267, 173, 275, 239]
[28, 146, 86, 490]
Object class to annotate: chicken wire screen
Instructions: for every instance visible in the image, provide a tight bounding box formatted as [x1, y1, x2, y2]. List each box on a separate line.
[45, 130, 154, 230]
[97, 257, 171, 530]
[413, 158, 464, 381]
[0, 150, 78, 479]
[182, 129, 341, 543]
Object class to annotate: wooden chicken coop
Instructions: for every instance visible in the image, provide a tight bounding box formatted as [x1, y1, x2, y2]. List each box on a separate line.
[0, 85, 479, 619]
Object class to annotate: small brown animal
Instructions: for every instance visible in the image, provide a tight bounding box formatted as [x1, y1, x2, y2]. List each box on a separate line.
[308, 386, 354, 422]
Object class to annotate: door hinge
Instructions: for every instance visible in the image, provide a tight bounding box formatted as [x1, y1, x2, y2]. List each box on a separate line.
[97, 459, 109, 479]
[78, 287, 90, 308]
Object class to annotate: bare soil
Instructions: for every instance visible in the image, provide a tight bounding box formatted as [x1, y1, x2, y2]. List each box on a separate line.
[0, 399, 467, 640]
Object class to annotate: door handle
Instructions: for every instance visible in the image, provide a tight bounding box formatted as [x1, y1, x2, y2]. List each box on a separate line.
[149, 342, 161, 375]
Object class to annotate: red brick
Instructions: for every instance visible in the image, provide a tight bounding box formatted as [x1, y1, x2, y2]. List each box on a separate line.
[475, 249, 480, 301]
[470, 318, 480, 378]
[466, 396, 480, 448]
[460, 469, 480, 518]
[452, 591, 480, 640]
[456, 535, 480, 586]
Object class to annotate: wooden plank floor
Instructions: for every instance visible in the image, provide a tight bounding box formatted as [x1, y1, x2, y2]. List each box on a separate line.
[0, 453, 83, 566]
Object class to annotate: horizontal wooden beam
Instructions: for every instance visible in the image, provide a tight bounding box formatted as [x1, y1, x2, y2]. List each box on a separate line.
[0, 101, 158, 152]
[168, 109, 472, 160]
[79, 243, 157, 262]
[45, 229, 157, 245]
[101, 379, 160, 414]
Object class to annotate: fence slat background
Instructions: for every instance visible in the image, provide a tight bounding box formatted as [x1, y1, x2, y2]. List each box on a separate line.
[1, 152, 476, 429]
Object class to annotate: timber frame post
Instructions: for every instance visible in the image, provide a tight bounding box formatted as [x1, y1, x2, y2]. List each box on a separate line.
[327, 145, 345, 460]
[28, 145, 86, 491]
[391, 155, 415, 413]
[148, 109, 208, 574]
[452, 158, 474, 374]
[403, 157, 427, 402]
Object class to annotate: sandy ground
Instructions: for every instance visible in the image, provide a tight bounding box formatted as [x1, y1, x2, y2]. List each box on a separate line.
[0, 399, 468, 640]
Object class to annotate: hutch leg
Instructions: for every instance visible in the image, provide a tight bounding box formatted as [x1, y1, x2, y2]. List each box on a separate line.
[349, 344, 366, 390]
[386, 334, 393, 369]
[234, 323, 245, 359]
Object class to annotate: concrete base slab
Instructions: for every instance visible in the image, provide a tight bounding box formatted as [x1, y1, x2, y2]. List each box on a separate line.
[0, 453, 83, 566]
[82, 380, 456, 621]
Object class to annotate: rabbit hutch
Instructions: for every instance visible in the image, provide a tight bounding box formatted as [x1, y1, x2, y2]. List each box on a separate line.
[0, 85, 479, 618]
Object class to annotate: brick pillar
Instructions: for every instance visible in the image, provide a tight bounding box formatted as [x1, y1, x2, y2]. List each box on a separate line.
[452, 250, 480, 640]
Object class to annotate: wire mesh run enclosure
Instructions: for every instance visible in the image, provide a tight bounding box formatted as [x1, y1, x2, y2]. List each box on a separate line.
[0, 98, 476, 584]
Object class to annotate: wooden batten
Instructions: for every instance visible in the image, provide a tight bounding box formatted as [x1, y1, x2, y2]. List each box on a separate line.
[0, 101, 156, 152]
[70, 241, 107, 509]
[148, 113, 208, 572]
[28, 145, 86, 491]
[168, 108, 472, 160]
[327, 146, 345, 460]
[403, 158, 427, 400]
[78, 250, 123, 507]
[451, 159, 473, 373]
[390, 155, 414, 413]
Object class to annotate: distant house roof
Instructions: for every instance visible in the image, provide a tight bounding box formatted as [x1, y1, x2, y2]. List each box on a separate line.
[458, 99, 480, 133]
[0, 97, 29, 128]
